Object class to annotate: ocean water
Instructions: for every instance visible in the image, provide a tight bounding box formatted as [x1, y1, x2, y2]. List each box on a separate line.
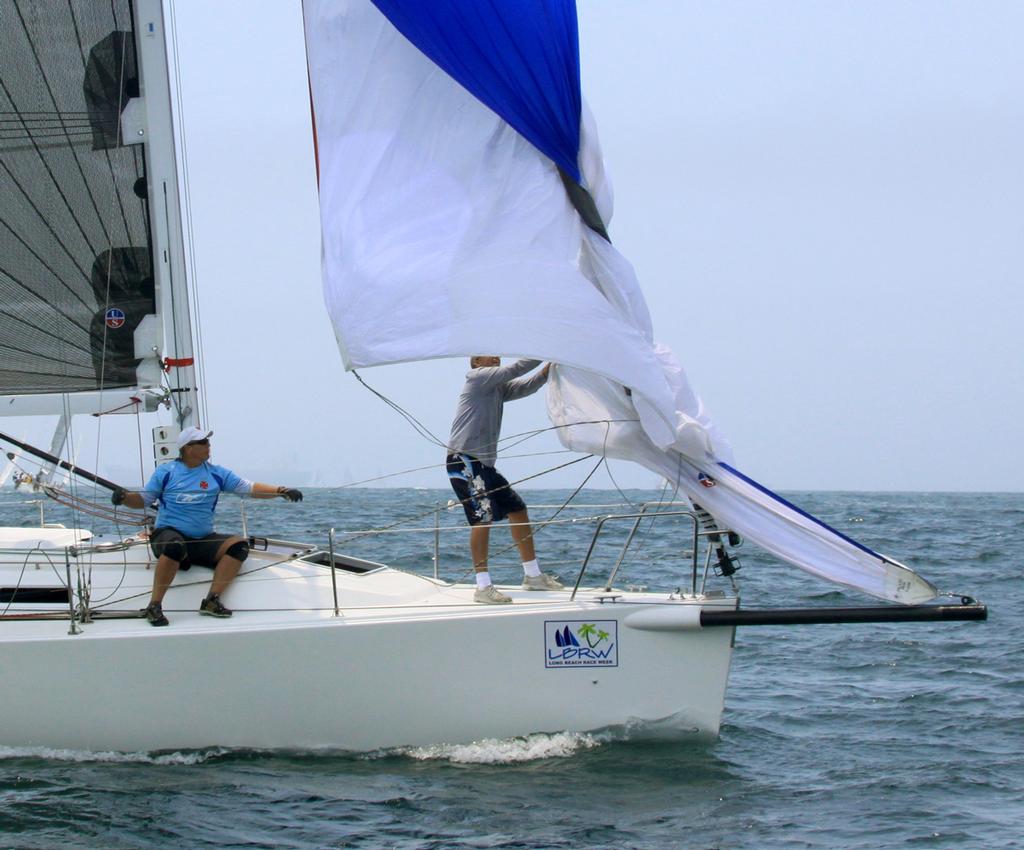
[0, 488, 1020, 849]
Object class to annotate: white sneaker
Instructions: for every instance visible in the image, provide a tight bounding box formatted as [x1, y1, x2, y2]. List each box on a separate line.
[474, 584, 512, 604]
[521, 573, 564, 591]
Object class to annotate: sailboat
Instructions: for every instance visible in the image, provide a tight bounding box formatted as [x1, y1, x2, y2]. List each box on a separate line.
[0, 0, 984, 753]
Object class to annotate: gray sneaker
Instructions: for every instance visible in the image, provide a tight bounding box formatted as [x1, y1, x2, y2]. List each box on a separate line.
[522, 573, 564, 591]
[143, 600, 169, 627]
[199, 593, 233, 618]
[473, 584, 512, 604]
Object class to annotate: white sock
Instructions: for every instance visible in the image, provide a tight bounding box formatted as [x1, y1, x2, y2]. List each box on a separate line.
[522, 559, 541, 578]
[475, 571, 492, 589]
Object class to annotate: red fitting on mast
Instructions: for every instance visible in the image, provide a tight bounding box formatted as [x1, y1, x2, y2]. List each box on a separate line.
[162, 357, 195, 372]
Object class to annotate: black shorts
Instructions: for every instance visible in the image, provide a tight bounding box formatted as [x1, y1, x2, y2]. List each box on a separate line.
[446, 453, 526, 526]
[150, 527, 234, 569]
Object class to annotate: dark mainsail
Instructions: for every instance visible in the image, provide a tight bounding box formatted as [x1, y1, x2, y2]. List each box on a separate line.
[0, 0, 155, 395]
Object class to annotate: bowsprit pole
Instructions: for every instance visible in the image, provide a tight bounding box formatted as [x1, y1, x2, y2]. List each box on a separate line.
[700, 600, 988, 627]
[0, 431, 121, 492]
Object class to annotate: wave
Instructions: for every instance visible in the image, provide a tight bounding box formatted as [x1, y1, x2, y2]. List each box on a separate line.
[0, 745, 230, 765]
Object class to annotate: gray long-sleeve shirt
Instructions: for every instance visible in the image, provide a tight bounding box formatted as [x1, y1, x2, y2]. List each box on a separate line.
[447, 359, 548, 466]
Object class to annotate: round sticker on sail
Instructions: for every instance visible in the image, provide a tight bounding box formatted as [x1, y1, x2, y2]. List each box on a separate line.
[104, 308, 126, 329]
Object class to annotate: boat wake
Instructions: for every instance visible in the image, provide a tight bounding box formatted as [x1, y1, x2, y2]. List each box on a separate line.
[378, 713, 711, 764]
[388, 731, 601, 764]
[0, 738, 595, 766]
[0, 715, 709, 766]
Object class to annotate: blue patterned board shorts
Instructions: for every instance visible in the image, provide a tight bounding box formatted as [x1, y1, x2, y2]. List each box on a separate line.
[446, 453, 526, 526]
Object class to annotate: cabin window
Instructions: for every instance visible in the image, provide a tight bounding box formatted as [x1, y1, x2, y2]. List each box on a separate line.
[0, 587, 72, 604]
[303, 552, 378, 574]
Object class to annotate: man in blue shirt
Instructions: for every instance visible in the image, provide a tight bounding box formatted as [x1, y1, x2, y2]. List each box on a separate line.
[113, 426, 303, 626]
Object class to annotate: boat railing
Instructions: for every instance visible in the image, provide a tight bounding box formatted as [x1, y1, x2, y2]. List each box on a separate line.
[2, 491, 741, 621]
[567, 501, 744, 600]
[569, 508, 694, 601]
[325, 497, 740, 598]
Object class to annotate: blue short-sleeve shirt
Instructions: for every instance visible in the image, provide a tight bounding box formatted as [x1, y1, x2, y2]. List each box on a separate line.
[141, 461, 253, 538]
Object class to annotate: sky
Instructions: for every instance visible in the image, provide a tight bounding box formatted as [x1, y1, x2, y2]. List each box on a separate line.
[6, 1, 1022, 493]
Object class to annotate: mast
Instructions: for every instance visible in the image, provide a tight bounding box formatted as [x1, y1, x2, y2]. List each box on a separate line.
[132, 0, 198, 431]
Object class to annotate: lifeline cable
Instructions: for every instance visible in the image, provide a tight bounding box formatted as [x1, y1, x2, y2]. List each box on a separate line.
[338, 453, 597, 545]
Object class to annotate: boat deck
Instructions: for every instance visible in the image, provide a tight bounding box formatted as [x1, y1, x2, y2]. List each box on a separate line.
[0, 532, 732, 639]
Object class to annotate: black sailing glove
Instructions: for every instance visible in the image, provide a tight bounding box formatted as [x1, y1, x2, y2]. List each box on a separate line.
[280, 488, 303, 502]
[111, 487, 127, 506]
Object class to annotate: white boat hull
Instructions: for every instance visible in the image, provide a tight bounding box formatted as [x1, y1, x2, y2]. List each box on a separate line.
[0, 534, 736, 752]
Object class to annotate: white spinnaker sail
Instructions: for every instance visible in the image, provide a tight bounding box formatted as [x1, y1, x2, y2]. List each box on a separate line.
[303, 0, 936, 604]
[303, 0, 678, 432]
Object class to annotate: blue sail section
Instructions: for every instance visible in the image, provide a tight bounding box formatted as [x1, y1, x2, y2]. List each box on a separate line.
[369, 0, 583, 183]
[717, 462, 885, 560]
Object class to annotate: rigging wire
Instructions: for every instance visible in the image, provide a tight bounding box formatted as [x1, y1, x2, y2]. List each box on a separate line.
[494, 416, 640, 454]
[42, 484, 148, 525]
[339, 453, 597, 545]
[598, 453, 681, 566]
[346, 367, 672, 577]
[333, 381, 647, 546]
[351, 365, 644, 462]
[344, 366, 652, 563]
[352, 370, 447, 449]
[333, 448, 577, 489]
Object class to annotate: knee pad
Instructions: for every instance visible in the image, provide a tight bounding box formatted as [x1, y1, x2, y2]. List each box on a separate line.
[226, 540, 249, 562]
[163, 540, 187, 562]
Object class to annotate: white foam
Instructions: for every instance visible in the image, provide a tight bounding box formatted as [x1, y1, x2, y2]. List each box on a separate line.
[392, 731, 601, 764]
[0, 745, 228, 765]
[0, 715, 705, 765]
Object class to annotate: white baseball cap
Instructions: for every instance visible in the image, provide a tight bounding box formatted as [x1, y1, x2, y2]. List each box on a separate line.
[176, 426, 214, 449]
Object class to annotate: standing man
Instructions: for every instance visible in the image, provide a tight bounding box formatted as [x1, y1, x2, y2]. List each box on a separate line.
[112, 426, 303, 626]
[447, 356, 563, 603]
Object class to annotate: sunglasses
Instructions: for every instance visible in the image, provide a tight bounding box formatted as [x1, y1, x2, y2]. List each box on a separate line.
[187, 438, 210, 447]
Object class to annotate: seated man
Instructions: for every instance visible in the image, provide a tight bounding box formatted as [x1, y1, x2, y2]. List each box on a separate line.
[112, 426, 303, 626]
